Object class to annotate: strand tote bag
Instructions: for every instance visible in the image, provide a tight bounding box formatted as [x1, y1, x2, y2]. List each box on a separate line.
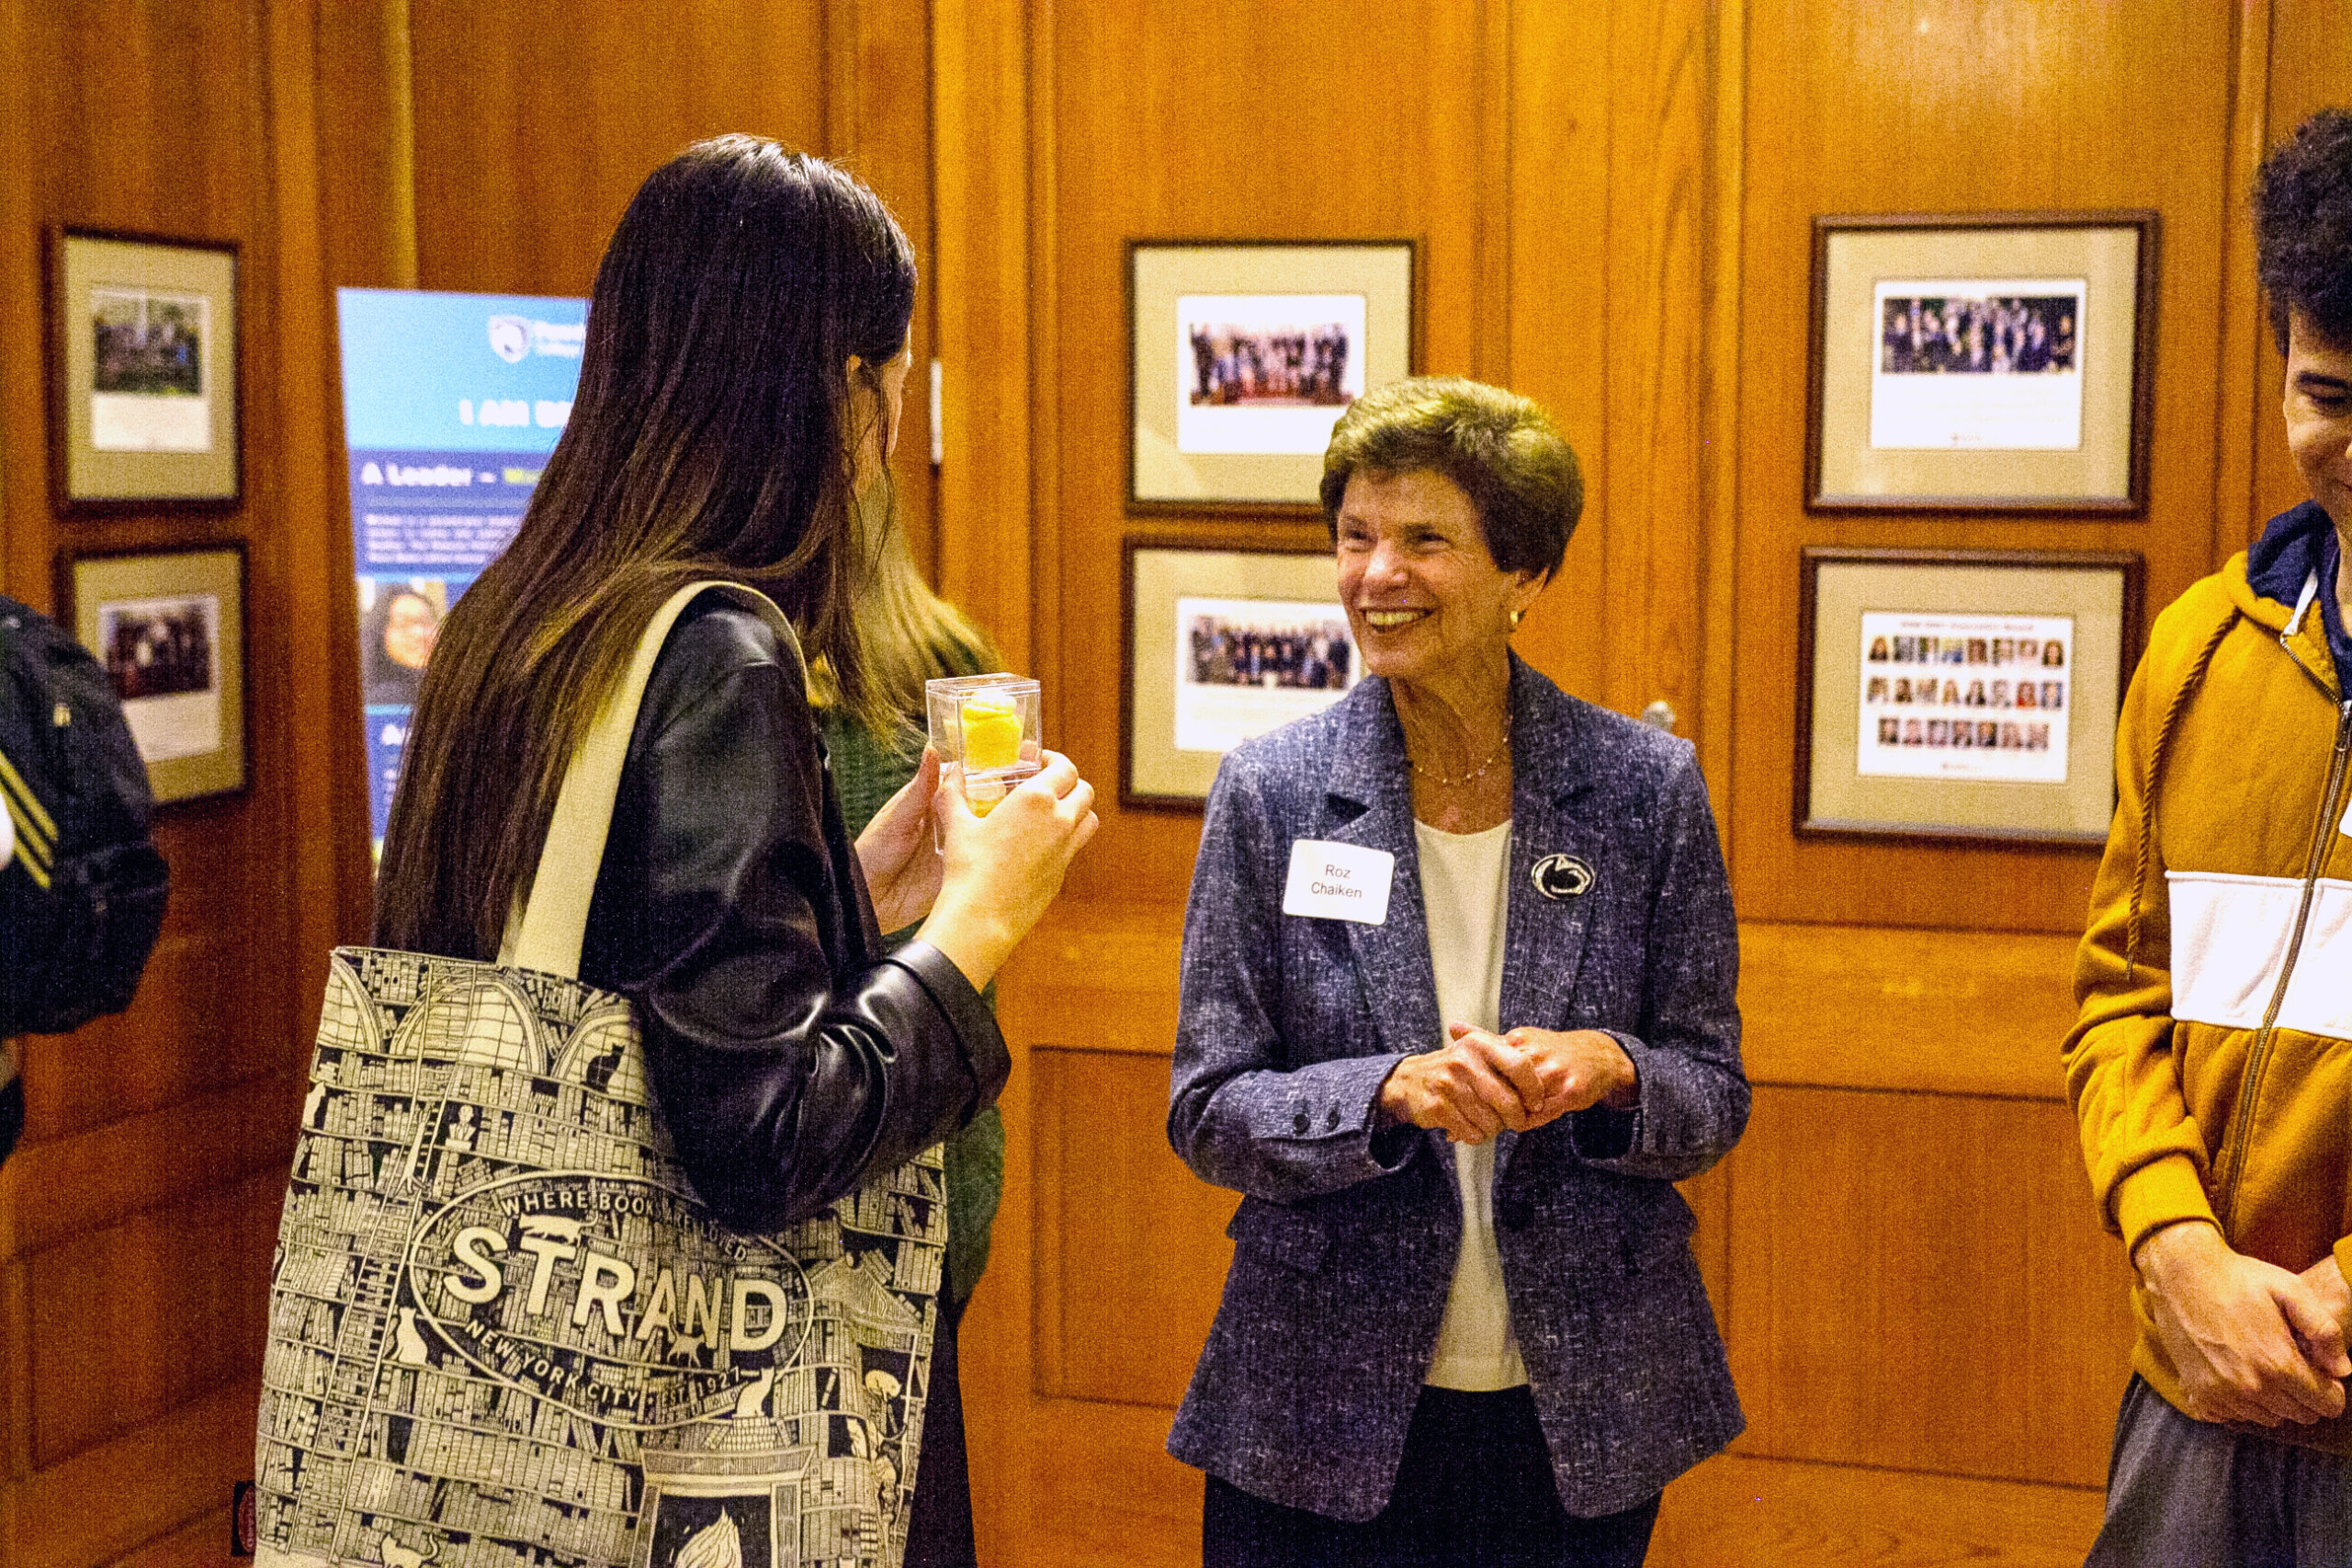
[257, 583, 946, 1568]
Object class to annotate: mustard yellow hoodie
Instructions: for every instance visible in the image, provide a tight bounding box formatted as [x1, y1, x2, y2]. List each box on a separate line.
[2067, 500, 2352, 1448]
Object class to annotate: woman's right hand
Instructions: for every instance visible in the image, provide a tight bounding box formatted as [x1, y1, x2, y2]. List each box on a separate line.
[917, 750, 1098, 989]
[1376, 1034, 1547, 1145]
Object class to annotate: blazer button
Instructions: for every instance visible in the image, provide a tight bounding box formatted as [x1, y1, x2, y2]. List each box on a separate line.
[1293, 1111, 1310, 1134]
[1326, 1107, 1341, 1131]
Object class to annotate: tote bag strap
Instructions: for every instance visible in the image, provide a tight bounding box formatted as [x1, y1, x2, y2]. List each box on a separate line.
[498, 579, 800, 978]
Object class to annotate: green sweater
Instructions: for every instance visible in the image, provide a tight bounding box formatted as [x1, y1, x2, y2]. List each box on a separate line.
[820, 706, 1005, 1307]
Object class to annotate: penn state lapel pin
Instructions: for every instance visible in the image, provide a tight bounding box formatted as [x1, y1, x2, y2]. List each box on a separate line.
[1532, 853, 1595, 901]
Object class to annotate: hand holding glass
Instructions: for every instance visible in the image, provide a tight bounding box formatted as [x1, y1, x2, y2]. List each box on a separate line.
[926, 674, 1042, 818]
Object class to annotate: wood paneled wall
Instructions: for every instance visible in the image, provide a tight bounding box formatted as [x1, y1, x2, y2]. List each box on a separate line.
[938, 4, 2352, 1566]
[3, 4, 2344, 1566]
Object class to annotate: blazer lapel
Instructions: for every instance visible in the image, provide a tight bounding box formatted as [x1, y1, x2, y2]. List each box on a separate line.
[1320, 680, 1442, 1070]
[1496, 661, 1602, 1180]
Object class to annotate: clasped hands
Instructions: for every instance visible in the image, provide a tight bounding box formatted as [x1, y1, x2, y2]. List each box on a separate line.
[1375, 1024, 1637, 1145]
[2138, 1219, 2352, 1427]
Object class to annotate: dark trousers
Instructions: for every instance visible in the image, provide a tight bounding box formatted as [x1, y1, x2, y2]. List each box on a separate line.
[1203, 1386, 1661, 1568]
[2086, 1375, 2352, 1567]
[904, 1291, 978, 1567]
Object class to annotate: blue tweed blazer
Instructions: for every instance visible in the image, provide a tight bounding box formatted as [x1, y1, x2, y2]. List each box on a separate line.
[1165, 659, 1747, 1521]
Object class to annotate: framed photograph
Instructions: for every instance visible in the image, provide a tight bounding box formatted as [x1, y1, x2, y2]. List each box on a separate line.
[46, 227, 241, 512]
[1806, 212, 2156, 513]
[61, 543, 248, 805]
[1129, 241, 1417, 512]
[1795, 547, 2143, 846]
[1125, 538, 1361, 808]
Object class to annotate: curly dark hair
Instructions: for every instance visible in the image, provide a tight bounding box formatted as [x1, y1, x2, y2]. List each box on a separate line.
[2253, 107, 2352, 352]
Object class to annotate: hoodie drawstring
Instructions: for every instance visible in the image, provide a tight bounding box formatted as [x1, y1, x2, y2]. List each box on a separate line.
[2124, 609, 2235, 980]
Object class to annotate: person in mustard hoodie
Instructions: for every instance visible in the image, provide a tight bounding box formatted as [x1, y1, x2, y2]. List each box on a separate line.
[2070, 107, 2352, 1564]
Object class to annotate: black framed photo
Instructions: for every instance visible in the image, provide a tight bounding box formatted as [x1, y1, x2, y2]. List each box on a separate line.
[1128, 241, 1417, 513]
[46, 227, 242, 513]
[1794, 547, 2143, 846]
[1806, 212, 2156, 513]
[61, 542, 249, 805]
[1124, 537, 1360, 809]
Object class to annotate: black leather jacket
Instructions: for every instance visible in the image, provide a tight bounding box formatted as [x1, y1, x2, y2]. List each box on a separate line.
[571, 599, 1009, 1234]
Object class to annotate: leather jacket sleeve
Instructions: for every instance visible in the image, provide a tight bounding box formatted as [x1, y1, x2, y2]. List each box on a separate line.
[578, 604, 1009, 1235]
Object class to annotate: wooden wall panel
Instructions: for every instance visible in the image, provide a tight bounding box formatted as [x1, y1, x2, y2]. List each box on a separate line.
[827, 0, 942, 574]
[1501, 0, 1615, 696]
[1653, 1453, 2102, 1567]
[1594, 0, 1716, 732]
[930, 0, 1040, 677]
[1726, 1088, 2136, 1486]
[25, 1167, 281, 1469]
[1030, 1046, 1236, 1406]
[1729, 0, 2239, 934]
[1045, 0, 1493, 910]
[1738, 923, 2079, 1098]
[408, 0, 829, 297]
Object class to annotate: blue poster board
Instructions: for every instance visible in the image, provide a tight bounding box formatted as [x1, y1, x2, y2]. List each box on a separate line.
[337, 288, 586, 850]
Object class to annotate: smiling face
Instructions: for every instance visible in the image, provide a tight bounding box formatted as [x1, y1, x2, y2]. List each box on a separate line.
[382, 592, 438, 671]
[2286, 311, 2352, 532]
[1334, 468, 1544, 691]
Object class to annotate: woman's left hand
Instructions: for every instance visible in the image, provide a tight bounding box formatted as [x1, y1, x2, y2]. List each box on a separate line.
[856, 746, 944, 932]
[1448, 1023, 1639, 1127]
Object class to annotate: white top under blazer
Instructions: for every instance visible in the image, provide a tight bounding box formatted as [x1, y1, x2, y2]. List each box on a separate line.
[1414, 817, 1529, 1392]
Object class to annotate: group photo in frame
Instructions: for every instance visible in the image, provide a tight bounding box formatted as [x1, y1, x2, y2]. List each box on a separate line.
[1124, 538, 1362, 808]
[1794, 547, 2142, 846]
[46, 228, 241, 512]
[61, 542, 249, 806]
[1128, 240, 1416, 512]
[1806, 212, 2156, 513]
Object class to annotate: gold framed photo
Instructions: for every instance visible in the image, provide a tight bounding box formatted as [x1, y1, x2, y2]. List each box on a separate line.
[47, 228, 241, 513]
[1794, 547, 2143, 846]
[61, 543, 248, 805]
[1806, 213, 2156, 513]
[1128, 241, 1417, 513]
[1123, 538, 1361, 809]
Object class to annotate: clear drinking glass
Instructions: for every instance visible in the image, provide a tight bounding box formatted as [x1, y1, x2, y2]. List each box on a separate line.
[925, 673, 1042, 820]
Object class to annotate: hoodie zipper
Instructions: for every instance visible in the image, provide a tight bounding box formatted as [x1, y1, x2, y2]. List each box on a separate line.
[2214, 693, 2352, 1229]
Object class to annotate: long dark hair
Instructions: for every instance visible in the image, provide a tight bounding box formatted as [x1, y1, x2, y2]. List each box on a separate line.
[375, 137, 917, 956]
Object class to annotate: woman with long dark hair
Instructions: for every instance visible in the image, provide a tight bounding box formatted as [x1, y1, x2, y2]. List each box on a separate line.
[373, 136, 1095, 1562]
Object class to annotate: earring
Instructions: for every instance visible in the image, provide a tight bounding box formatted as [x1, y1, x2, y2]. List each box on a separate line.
[1510, 608, 1526, 629]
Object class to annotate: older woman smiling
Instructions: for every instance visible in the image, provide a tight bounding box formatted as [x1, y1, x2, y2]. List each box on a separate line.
[1167, 378, 1749, 1568]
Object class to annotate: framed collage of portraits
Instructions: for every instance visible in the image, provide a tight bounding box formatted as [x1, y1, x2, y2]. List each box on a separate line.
[1794, 547, 2143, 848]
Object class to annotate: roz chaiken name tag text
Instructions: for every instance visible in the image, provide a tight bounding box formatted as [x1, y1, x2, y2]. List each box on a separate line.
[1282, 840, 1396, 926]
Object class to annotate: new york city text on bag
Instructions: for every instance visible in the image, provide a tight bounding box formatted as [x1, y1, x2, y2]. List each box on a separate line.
[0, 592, 169, 1037]
[256, 583, 946, 1568]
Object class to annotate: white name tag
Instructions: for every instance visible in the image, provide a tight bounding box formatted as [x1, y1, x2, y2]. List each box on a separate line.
[1282, 840, 1395, 926]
